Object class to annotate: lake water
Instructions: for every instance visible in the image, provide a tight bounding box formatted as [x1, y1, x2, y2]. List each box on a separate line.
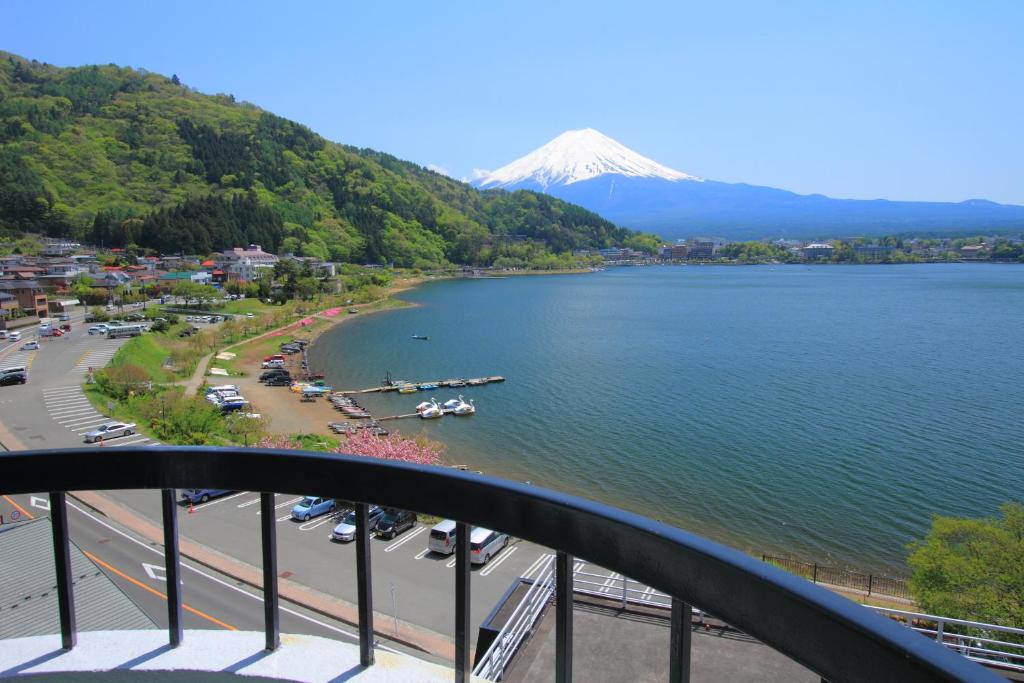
[309, 264, 1024, 571]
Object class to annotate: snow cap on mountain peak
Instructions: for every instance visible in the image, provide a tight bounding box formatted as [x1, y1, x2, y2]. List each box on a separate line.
[475, 128, 700, 189]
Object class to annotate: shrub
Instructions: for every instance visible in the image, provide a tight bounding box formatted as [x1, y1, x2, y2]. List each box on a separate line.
[94, 364, 151, 400]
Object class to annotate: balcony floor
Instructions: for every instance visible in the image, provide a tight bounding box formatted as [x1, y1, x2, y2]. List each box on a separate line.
[0, 630, 470, 682]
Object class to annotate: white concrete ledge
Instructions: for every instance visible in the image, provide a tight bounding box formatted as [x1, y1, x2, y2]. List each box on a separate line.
[0, 630, 472, 682]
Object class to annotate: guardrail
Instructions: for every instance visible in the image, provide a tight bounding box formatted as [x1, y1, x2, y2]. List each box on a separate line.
[474, 556, 556, 680]
[869, 606, 1024, 674]
[0, 446, 1001, 683]
[763, 553, 912, 600]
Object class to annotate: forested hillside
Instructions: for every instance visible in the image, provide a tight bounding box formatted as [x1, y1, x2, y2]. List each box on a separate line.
[0, 52, 657, 266]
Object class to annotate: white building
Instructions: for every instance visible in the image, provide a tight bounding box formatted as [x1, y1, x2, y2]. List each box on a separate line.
[221, 244, 278, 283]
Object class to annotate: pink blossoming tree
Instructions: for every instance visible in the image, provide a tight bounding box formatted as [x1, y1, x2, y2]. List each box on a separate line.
[255, 430, 442, 466]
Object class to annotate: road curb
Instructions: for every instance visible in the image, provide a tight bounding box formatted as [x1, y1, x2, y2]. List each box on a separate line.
[70, 490, 456, 660]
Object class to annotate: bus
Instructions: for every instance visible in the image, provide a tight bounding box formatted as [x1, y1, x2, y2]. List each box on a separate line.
[106, 325, 144, 339]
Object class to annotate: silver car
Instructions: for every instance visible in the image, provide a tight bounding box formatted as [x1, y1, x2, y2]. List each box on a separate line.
[331, 505, 384, 542]
[83, 421, 136, 443]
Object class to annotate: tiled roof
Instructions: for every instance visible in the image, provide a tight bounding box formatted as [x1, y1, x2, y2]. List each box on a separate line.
[0, 519, 155, 638]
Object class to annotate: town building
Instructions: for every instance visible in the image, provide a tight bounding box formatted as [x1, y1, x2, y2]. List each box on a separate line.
[686, 241, 715, 259]
[222, 244, 278, 282]
[959, 244, 987, 259]
[801, 243, 835, 260]
[41, 240, 82, 257]
[0, 279, 48, 318]
[671, 244, 689, 260]
[853, 245, 896, 259]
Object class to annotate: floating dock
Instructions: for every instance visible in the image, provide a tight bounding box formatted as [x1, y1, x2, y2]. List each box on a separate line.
[337, 376, 505, 394]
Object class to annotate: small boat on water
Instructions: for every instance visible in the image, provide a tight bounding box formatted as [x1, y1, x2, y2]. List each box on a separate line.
[398, 385, 418, 394]
[467, 378, 487, 386]
[448, 380, 467, 388]
[419, 400, 443, 419]
[411, 335, 429, 341]
[418, 383, 438, 390]
[442, 396, 464, 411]
[415, 401, 434, 413]
[346, 411, 373, 419]
[453, 399, 475, 416]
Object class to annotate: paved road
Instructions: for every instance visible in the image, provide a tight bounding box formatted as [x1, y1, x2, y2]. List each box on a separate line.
[0, 308, 661, 653]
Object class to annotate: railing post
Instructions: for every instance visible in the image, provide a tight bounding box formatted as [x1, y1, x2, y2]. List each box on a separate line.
[812, 563, 818, 584]
[355, 502, 374, 667]
[670, 597, 692, 683]
[49, 491, 76, 650]
[556, 551, 573, 683]
[621, 575, 628, 607]
[455, 521, 471, 683]
[867, 574, 873, 596]
[260, 492, 280, 651]
[161, 489, 183, 647]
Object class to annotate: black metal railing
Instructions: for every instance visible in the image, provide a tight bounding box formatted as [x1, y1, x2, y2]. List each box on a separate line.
[0, 447, 1001, 683]
[762, 554, 912, 600]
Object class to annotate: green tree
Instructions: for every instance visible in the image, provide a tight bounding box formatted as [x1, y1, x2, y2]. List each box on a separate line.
[908, 502, 1024, 632]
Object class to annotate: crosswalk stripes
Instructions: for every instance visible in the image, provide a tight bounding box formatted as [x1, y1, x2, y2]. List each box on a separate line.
[41, 385, 155, 447]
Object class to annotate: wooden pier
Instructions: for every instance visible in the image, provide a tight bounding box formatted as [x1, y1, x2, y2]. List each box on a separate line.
[337, 375, 506, 394]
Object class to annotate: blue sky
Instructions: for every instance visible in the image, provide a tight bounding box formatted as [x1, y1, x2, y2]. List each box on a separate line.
[3, 1, 1022, 203]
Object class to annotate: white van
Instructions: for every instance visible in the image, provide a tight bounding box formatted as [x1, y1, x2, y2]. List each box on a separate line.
[470, 527, 509, 565]
[428, 519, 458, 555]
[7, 331, 21, 342]
[206, 385, 239, 394]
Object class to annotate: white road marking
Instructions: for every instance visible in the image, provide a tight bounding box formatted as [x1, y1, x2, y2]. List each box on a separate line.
[237, 496, 263, 508]
[277, 513, 293, 522]
[299, 513, 339, 531]
[64, 499, 399, 653]
[30, 496, 50, 511]
[519, 554, 552, 580]
[142, 562, 167, 581]
[49, 406, 99, 418]
[445, 556, 457, 568]
[44, 397, 91, 407]
[383, 525, 426, 553]
[107, 437, 152, 447]
[480, 545, 518, 576]
[188, 491, 247, 510]
[413, 548, 431, 560]
[57, 414, 104, 426]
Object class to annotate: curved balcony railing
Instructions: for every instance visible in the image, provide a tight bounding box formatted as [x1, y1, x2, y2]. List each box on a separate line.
[0, 446, 1001, 683]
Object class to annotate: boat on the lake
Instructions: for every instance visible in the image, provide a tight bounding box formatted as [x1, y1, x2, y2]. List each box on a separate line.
[419, 400, 443, 419]
[453, 399, 475, 416]
[411, 335, 429, 340]
[398, 385, 418, 394]
[418, 383, 438, 390]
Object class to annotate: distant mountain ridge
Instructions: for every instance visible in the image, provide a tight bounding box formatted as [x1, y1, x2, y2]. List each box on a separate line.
[474, 129, 1024, 240]
[0, 53, 655, 265]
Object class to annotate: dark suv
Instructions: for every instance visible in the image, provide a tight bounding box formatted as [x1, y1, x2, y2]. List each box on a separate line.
[374, 509, 417, 539]
[0, 372, 27, 386]
[260, 369, 291, 382]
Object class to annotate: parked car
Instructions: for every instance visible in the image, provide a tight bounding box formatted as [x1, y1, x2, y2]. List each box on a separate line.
[265, 377, 293, 387]
[58, 313, 71, 322]
[374, 509, 417, 539]
[7, 331, 20, 342]
[83, 421, 136, 443]
[220, 398, 250, 413]
[291, 496, 336, 521]
[88, 325, 109, 335]
[262, 359, 285, 369]
[264, 354, 285, 362]
[331, 505, 385, 542]
[246, 313, 255, 318]
[260, 369, 291, 381]
[21, 341, 39, 350]
[469, 527, 510, 565]
[60, 323, 71, 332]
[0, 330, 7, 340]
[0, 372, 26, 386]
[428, 519, 458, 555]
[1, 366, 27, 382]
[181, 489, 233, 504]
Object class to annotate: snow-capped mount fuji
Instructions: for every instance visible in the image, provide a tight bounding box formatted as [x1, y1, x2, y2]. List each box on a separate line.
[475, 128, 700, 189]
[472, 129, 1024, 240]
